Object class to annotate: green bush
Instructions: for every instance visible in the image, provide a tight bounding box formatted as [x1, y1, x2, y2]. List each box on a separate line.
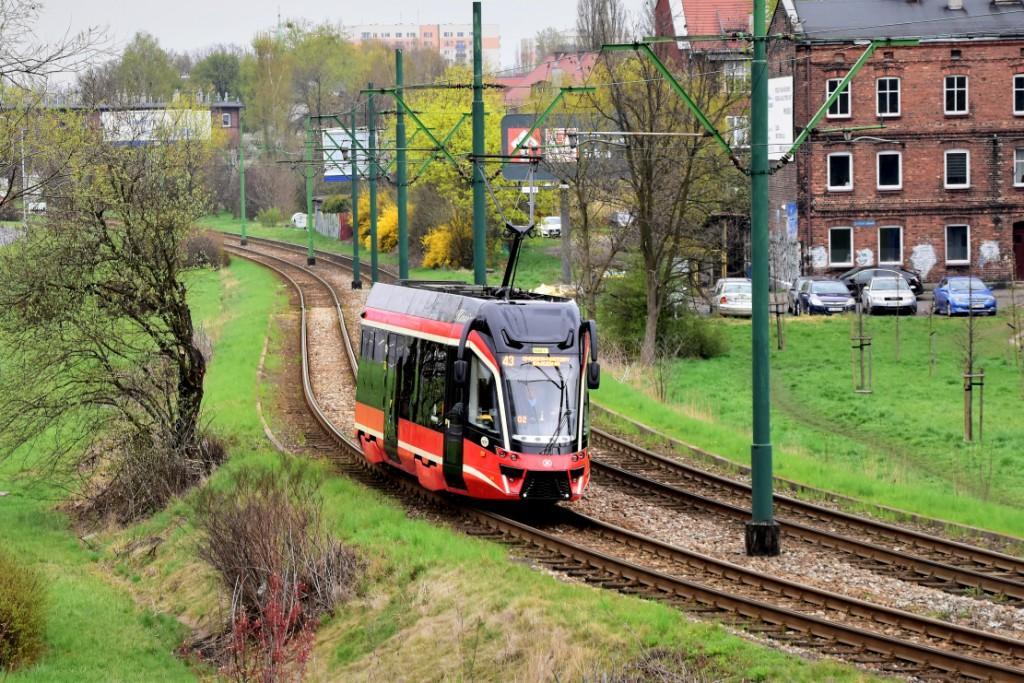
[599, 267, 728, 360]
[0, 549, 46, 672]
[321, 194, 350, 214]
[256, 207, 283, 227]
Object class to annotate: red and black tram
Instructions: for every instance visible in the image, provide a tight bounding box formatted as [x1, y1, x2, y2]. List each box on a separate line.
[354, 281, 600, 502]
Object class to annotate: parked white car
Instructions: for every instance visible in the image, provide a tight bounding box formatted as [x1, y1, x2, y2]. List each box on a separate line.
[538, 216, 561, 238]
[861, 276, 917, 315]
[713, 277, 752, 317]
[290, 212, 307, 228]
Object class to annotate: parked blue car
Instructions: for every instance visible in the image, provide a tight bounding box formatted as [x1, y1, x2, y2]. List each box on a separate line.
[932, 276, 997, 316]
[798, 278, 857, 315]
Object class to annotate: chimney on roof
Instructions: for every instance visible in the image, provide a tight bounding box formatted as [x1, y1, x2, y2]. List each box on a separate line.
[948, 0, 963, 9]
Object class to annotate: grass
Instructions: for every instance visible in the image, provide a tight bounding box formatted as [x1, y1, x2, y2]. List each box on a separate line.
[199, 212, 566, 291]
[594, 312, 1024, 538]
[104, 254, 875, 681]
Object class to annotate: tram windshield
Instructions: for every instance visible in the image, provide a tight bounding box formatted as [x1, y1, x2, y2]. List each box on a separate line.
[503, 354, 580, 447]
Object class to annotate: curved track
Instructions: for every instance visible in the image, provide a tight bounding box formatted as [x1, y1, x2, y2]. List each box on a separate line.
[221, 234, 1024, 680]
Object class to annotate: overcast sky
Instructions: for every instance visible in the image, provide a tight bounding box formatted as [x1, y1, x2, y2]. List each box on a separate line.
[35, 0, 650, 76]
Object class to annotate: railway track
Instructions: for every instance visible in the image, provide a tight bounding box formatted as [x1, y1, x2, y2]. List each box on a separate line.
[220, 234, 1024, 680]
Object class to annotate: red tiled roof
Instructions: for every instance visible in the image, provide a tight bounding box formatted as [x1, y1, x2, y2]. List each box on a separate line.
[495, 52, 598, 107]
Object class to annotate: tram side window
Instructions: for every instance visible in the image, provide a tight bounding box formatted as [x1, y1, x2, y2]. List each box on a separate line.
[357, 328, 383, 408]
[467, 357, 499, 434]
[415, 341, 447, 430]
[397, 336, 418, 420]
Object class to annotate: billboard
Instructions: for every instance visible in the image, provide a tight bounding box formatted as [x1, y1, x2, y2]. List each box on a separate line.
[767, 76, 793, 161]
[501, 114, 619, 181]
[100, 108, 212, 145]
[322, 127, 370, 182]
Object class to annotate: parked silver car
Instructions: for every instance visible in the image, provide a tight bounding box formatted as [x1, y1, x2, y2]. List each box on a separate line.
[713, 278, 752, 317]
[861, 276, 917, 315]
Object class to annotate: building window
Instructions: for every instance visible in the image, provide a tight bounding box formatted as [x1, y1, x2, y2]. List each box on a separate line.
[826, 78, 851, 118]
[946, 224, 970, 264]
[945, 150, 970, 188]
[424, 32, 432, 37]
[443, 31, 451, 37]
[457, 31, 464, 37]
[944, 75, 968, 114]
[827, 152, 853, 191]
[876, 151, 901, 190]
[1015, 75, 1024, 115]
[221, 112, 231, 128]
[878, 226, 903, 264]
[361, 32, 370, 39]
[407, 32, 416, 38]
[727, 115, 749, 148]
[829, 227, 853, 266]
[876, 77, 900, 117]
[1015, 149, 1024, 186]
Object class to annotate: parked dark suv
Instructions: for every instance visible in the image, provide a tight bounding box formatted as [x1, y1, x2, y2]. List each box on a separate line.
[838, 266, 924, 297]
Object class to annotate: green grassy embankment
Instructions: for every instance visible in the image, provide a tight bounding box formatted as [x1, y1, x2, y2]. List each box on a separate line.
[200, 212, 565, 291]
[594, 313, 1024, 538]
[97, 256, 873, 681]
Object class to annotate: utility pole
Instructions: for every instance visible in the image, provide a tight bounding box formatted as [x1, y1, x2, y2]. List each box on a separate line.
[746, 0, 779, 556]
[20, 128, 27, 227]
[239, 130, 247, 246]
[350, 109, 362, 289]
[471, 1, 487, 286]
[304, 116, 316, 266]
[367, 82, 379, 283]
[559, 183, 571, 284]
[395, 49, 409, 280]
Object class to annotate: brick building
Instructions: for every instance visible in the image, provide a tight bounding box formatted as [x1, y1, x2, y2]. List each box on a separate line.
[769, 0, 1024, 284]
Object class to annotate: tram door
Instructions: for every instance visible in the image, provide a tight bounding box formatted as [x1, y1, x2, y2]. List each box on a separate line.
[382, 333, 402, 462]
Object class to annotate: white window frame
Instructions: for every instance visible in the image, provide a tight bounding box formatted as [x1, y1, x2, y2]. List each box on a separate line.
[945, 224, 971, 265]
[944, 149, 970, 189]
[828, 227, 854, 267]
[876, 77, 900, 117]
[221, 112, 231, 128]
[876, 151, 902, 190]
[827, 152, 853, 191]
[877, 225, 903, 264]
[1015, 148, 1024, 187]
[826, 78, 851, 119]
[1015, 74, 1024, 116]
[944, 74, 968, 115]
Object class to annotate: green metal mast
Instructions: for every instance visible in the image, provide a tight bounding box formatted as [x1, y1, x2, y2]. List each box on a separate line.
[746, 0, 779, 555]
[351, 109, 362, 289]
[395, 49, 409, 280]
[239, 127, 247, 247]
[304, 116, 316, 266]
[471, 1, 486, 286]
[367, 82, 379, 283]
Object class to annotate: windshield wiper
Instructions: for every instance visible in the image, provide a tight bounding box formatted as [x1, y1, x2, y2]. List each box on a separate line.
[541, 367, 570, 455]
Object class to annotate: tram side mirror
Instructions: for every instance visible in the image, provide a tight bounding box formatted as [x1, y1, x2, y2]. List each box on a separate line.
[587, 362, 601, 390]
[453, 359, 468, 385]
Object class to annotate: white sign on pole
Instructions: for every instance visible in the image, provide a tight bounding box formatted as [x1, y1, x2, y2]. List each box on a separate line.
[767, 76, 793, 161]
[323, 127, 369, 182]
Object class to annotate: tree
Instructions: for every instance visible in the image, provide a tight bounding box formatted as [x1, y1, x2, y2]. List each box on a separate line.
[191, 47, 242, 96]
[114, 32, 182, 99]
[576, 0, 630, 51]
[0, 109, 220, 520]
[241, 33, 294, 147]
[592, 24, 747, 364]
[534, 27, 576, 62]
[288, 23, 353, 116]
[0, 0, 104, 88]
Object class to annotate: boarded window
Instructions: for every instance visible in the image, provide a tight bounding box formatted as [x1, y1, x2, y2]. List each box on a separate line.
[945, 151, 969, 187]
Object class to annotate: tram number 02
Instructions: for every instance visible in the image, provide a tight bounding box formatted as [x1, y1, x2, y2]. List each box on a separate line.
[516, 415, 528, 425]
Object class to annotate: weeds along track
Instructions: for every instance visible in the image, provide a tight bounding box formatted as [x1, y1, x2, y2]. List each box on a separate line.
[590, 430, 1024, 603]
[220, 234, 1024, 680]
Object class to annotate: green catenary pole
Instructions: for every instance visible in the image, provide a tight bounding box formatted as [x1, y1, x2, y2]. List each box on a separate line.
[239, 127, 247, 246]
[471, 1, 486, 286]
[395, 49, 409, 280]
[367, 83, 379, 283]
[350, 109, 362, 289]
[305, 116, 316, 266]
[746, 0, 779, 556]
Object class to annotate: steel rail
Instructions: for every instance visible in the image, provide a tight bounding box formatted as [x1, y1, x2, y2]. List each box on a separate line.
[591, 429, 1024, 578]
[226, 237, 1024, 681]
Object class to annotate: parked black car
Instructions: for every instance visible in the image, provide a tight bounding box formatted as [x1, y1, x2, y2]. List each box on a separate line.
[838, 266, 924, 297]
[787, 276, 826, 314]
[798, 278, 857, 314]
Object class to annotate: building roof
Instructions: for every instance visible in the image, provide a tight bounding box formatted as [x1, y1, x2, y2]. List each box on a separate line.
[495, 52, 598, 107]
[791, 0, 1024, 41]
